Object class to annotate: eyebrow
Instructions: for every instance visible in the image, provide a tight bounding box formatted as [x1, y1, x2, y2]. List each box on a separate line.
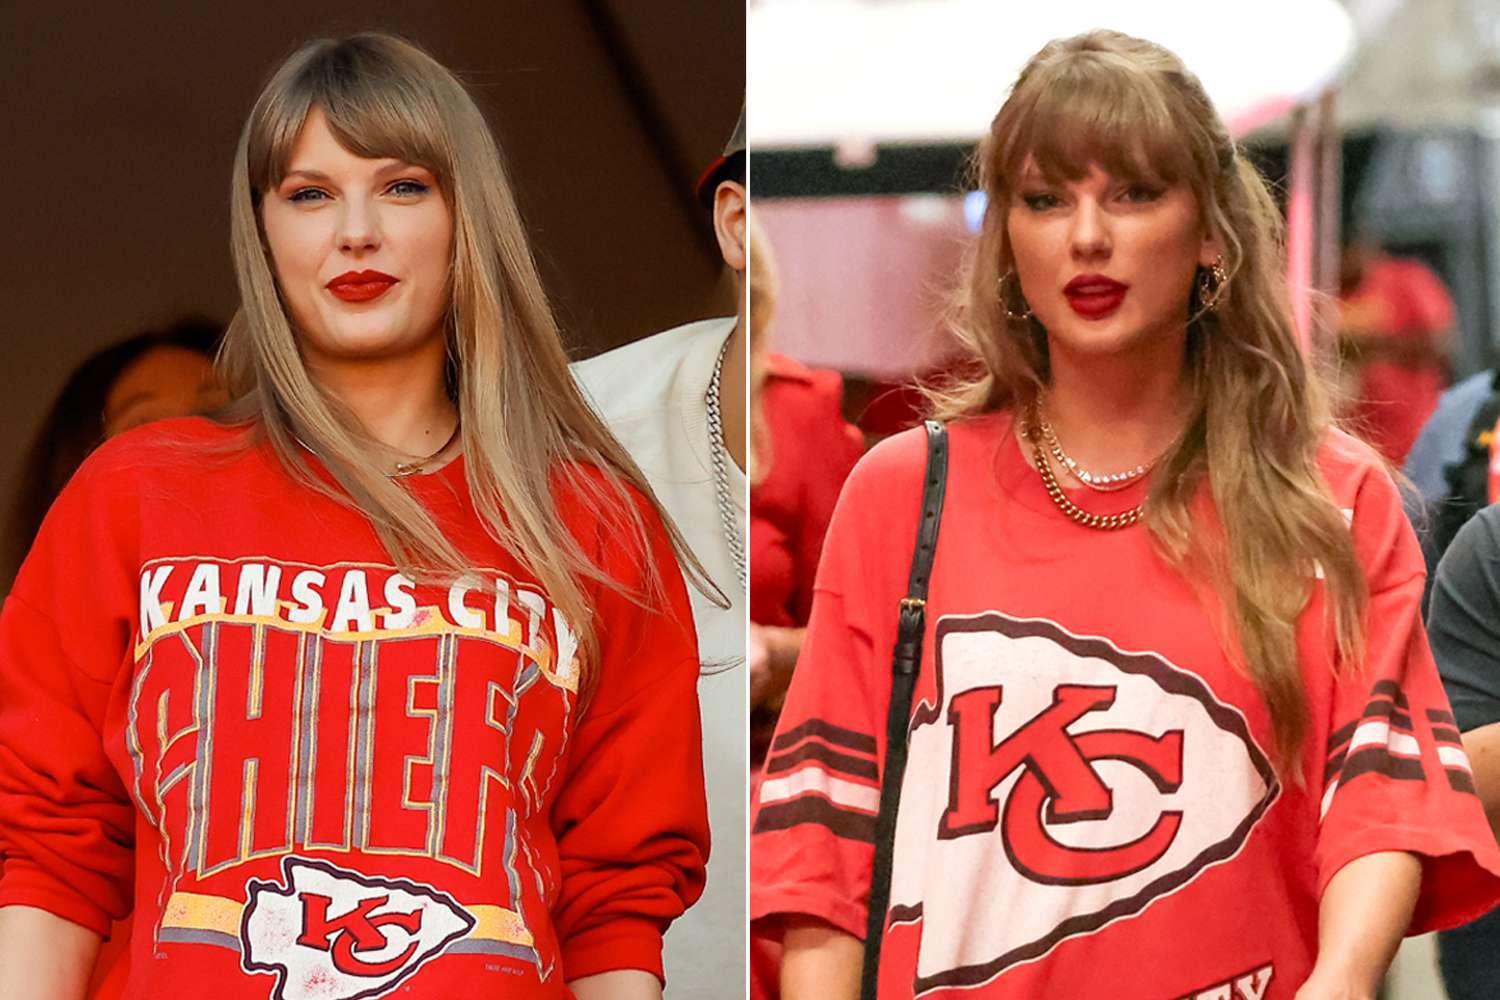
[281, 161, 430, 185]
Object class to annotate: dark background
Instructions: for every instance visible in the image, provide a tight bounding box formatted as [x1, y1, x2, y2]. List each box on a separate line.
[2, 0, 743, 489]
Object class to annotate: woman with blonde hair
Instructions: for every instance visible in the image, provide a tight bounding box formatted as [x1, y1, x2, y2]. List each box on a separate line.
[0, 34, 709, 1000]
[751, 30, 1500, 1000]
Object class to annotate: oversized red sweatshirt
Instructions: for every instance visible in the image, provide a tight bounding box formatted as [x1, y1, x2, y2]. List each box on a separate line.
[0, 417, 708, 1000]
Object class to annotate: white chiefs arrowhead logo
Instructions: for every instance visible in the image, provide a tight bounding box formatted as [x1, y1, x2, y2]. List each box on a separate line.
[888, 613, 1279, 995]
[240, 856, 476, 1000]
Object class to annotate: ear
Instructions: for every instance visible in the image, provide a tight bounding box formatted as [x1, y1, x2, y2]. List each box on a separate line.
[1199, 227, 1223, 269]
[713, 180, 747, 272]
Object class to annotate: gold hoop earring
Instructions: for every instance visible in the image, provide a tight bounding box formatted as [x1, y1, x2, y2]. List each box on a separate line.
[999, 270, 1033, 322]
[1197, 257, 1229, 313]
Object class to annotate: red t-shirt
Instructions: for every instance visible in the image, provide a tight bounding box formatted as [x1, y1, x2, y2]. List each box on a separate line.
[750, 354, 865, 630]
[0, 418, 706, 1000]
[751, 413, 1500, 999]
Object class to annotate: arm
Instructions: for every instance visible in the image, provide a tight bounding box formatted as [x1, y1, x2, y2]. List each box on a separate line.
[1462, 720, 1500, 841]
[1295, 852, 1421, 1000]
[780, 917, 861, 1000]
[0, 905, 101, 1000]
[567, 968, 662, 1000]
[551, 488, 709, 987]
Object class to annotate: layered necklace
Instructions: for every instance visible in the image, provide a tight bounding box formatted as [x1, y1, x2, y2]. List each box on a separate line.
[1021, 400, 1161, 531]
[706, 335, 747, 591]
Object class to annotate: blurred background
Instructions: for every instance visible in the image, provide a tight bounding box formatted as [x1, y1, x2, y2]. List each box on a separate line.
[0, 0, 742, 497]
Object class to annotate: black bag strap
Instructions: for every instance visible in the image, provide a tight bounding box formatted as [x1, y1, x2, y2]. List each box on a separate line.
[859, 419, 949, 999]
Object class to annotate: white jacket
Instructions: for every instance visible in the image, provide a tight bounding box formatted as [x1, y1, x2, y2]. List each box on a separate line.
[572, 317, 747, 999]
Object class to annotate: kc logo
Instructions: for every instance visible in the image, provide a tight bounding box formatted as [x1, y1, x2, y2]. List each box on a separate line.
[242, 856, 476, 1000]
[888, 613, 1278, 995]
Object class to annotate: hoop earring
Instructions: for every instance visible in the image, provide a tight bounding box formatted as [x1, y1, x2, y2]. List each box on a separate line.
[1196, 256, 1229, 313]
[999, 270, 1033, 322]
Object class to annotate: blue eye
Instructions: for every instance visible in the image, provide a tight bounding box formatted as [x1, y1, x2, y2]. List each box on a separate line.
[287, 188, 328, 204]
[1121, 186, 1162, 204]
[388, 179, 430, 197]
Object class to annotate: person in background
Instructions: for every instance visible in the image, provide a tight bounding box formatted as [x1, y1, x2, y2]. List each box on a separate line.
[1, 318, 227, 595]
[747, 224, 865, 759]
[572, 109, 746, 999]
[0, 317, 226, 999]
[1401, 366, 1500, 588]
[1338, 238, 1457, 465]
[1426, 504, 1500, 1000]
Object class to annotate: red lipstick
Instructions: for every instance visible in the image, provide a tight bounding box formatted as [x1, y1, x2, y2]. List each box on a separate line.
[1063, 274, 1128, 320]
[326, 270, 399, 303]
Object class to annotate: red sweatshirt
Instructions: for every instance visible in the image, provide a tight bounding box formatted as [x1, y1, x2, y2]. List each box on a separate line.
[0, 417, 707, 1000]
[751, 413, 1500, 999]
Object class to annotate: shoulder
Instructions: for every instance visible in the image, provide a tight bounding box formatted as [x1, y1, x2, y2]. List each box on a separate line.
[571, 318, 734, 418]
[1317, 426, 1395, 504]
[841, 414, 1007, 509]
[71, 416, 253, 493]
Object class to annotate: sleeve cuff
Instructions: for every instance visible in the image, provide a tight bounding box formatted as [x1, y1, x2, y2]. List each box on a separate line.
[751, 885, 867, 942]
[1318, 824, 1500, 935]
[561, 916, 665, 984]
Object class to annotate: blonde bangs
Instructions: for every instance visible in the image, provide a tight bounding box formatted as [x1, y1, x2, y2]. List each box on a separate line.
[247, 41, 453, 195]
[997, 58, 1194, 192]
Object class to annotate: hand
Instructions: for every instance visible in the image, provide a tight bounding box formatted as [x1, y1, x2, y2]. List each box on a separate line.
[749, 624, 804, 709]
[749, 625, 772, 706]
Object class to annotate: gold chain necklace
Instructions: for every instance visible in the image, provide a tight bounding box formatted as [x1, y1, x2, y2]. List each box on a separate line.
[1022, 403, 1144, 531]
[294, 418, 461, 479]
[390, 420, 462, 478]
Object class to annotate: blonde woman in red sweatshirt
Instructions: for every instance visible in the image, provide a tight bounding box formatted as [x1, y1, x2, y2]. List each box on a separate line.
[0, 34, 709, 1000]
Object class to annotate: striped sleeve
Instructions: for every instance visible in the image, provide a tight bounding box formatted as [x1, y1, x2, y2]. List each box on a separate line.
[749, 430, 925, 941]
[756, 718, 880, 843]
[1314, 457, 1500, 934]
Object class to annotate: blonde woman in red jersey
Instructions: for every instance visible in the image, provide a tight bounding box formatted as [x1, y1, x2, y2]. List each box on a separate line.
[750, 31, 1500, 1000]
[0, 34, 711, 1000]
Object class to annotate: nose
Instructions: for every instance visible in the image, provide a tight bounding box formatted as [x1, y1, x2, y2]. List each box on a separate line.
[337, 193, 382, 254]
[1068, 197, 1111, 262]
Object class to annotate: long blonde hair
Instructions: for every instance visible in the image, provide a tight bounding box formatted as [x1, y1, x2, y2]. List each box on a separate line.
[220, 33, 713, 700]
[933, 30, 1367, 774]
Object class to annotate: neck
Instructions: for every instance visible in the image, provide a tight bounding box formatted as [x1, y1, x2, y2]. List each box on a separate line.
[720, 318, 747, 470]
[305, 339, 458, 464]
[1039, 329, 1191, 473]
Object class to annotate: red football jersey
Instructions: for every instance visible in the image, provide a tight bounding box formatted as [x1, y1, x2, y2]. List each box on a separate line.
[0, 418, 707, 1000]
[751, 412, 1500, 999]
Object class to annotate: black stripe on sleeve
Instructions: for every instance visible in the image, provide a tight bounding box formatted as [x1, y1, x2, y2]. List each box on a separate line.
[1447, 768, 1478, 795]
[770, 718, 878, 755]
[754, 797, 877, 843]
[1432, 725, 1464, 745]
[1339, 747, 1426, 784]
[1326, 720, 1357, 755]
[765, 742, 880, 781]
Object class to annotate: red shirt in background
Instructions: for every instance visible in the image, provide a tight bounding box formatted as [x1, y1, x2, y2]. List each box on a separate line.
[0, 418, 707, 1000]
[1343, 254, 1456, 464]
[750, 354, 865, 633]
[752, 413, 1500, 998]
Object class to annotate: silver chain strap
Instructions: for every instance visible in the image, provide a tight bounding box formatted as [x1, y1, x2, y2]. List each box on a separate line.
[706, 335, 748, 592]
